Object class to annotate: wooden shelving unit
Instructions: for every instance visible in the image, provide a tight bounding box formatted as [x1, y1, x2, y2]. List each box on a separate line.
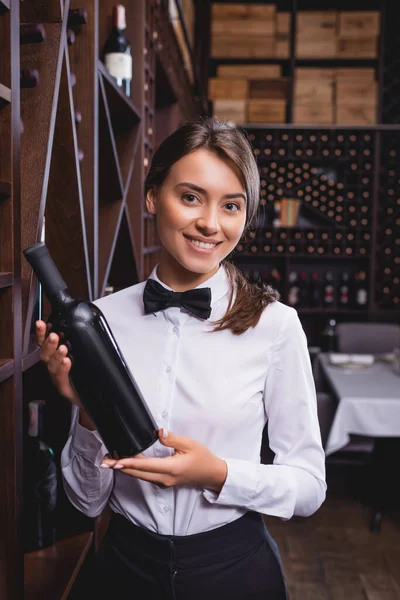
[0, 0, 207, 598]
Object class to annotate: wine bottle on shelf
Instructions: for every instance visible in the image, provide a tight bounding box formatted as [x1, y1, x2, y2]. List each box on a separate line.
[299, 272, 309, 307]
[67, 7, 88, 27]
[23, 399, 57, 552]
[354, 270, 368, 309]
[23, 242, 159, 458]
[309, 272, 321, 308]
[338, 271, 350, 307]
[20, 67, 39, 88]
[103, 4, 132, 97]
[323, 271, 335, 308]
[20, 23, 46, 44]
[287, 271, 300, 307]
[66, 28, 76, 45]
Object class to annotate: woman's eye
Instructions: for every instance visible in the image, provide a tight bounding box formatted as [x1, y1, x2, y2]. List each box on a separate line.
[225, 203, 240, 212]
[182, 193, 198, 203]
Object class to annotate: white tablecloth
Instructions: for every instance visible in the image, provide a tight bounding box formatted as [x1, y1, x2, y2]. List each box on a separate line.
[318, 354, 400, 456]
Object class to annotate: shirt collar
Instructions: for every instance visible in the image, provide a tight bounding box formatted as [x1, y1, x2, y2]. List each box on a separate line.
[147, 263, 231, 317]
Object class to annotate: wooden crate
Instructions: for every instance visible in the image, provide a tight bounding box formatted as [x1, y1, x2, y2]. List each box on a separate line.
[211, 35, 276, 58]
[336, 80, 377, 106]
[277, 11, 291, 34]
[336, 37, 378, 58]
[296, 11, 337, 58]
[336, 105, 376, 125]
[213, 100, 247, 124]
[249, 78, 289, 100]
[217, 64, 281, 79]
[208, 77, 248, 100]
[293, 104, 334, 124]
[296, 68, 335, 81]
[212, 18, 275, 37]
[248, 99, 286, 123]
[335, 68, 376, 82]
[212, 3, 276, 21]
[295, 79, 334, 104]
[338, 11, 380, 38]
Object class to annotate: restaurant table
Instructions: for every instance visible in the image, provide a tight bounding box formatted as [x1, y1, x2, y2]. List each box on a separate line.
[317, 353, 400, 532]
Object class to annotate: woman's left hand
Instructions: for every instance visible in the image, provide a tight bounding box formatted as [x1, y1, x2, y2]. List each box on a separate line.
[100, 429, 228, 492]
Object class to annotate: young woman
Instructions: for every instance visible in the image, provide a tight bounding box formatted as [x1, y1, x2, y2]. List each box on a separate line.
[36, 117, 326, 599]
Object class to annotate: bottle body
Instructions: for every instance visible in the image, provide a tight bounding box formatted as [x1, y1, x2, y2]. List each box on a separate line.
[24, 242, 159, 459]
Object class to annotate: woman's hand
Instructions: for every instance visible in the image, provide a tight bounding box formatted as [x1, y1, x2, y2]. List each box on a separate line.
[100, 429, 228, 493]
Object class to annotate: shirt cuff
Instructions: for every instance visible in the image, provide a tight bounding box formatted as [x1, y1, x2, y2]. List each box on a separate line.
[72, 421, 109, 466]
[203, 458, 260, 507]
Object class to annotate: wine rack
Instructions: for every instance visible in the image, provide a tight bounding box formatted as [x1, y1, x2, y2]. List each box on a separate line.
[0, 0, 207, 598]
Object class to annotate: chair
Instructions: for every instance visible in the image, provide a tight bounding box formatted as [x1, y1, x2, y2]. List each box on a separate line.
[336, 322, 400, 355]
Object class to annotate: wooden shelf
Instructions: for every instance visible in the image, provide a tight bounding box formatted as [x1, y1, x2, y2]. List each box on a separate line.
[0, 180, 11, 197]
[24, 532, 93, 600]
[22, 347, 41, 372]
[0, 359, 14, 383]
[235, 253, 370, 260]
[98, 59, 141, 124]
[0, 82, 11, 108]
[0, 272, 12, 288]
[297, 308, 369, 314]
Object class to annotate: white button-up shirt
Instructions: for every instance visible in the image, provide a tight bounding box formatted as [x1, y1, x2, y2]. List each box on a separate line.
[61, 264, 327, 535]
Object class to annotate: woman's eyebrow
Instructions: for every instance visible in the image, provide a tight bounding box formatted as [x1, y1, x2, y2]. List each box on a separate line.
[175, 182, 247, 202]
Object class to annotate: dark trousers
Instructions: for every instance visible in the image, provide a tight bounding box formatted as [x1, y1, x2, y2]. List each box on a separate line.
[95, 510, 289, 600]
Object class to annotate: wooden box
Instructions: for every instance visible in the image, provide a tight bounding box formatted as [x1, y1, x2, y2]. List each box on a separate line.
[296, 68, 335, 81]
[335, 68, 376, 82]
[296, 11, 337, 58]
[212, 3, 276, 21]
[211, 35, 276, 58]
[249, 78, 289, 100]
[276, 11, 290, 57]
[212, 18, 275, 37]
[295, 79, 334, 104]
[248, 100, 287, 124]
[208, 77, 248, 100]
[336, 37, 378, 58]
[217, 64, 281, 79]
[293, 104, 334, 124]
[336, 80, 377, 106]
[277, 12, 291, 34]
[338, 11, 380, 38]
[336, 105, 376, 125]
[213, 100, 247, 124]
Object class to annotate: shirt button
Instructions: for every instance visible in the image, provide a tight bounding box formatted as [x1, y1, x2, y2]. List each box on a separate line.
[161, 410, 168, 418]
[163, 506, 170, 513]
[165, 366, 171, 373]
[172, 326, 178, 334]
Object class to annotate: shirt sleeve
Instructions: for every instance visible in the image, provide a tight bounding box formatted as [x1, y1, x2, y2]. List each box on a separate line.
[203, 307, 327, 520]
[61, 405, 114, 518]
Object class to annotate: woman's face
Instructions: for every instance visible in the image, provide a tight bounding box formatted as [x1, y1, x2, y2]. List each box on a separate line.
[146, 149, 247, 285]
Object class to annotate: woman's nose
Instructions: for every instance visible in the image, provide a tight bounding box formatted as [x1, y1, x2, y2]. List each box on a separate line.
[196, 208, 221, 232]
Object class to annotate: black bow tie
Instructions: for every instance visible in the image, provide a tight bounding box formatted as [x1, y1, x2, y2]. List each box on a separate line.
[143, 279, 212, 320]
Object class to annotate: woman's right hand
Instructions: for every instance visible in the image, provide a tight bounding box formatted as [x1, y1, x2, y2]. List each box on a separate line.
[36, 320, 81, 407]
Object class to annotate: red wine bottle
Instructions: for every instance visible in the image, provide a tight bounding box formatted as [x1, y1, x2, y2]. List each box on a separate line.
[23, 242, 159, 458]
[103, 4, 132, 97]
[20, 67, 39, 88]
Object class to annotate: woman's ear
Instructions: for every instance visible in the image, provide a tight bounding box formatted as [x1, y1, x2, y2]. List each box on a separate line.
[145, 188, 157, 215]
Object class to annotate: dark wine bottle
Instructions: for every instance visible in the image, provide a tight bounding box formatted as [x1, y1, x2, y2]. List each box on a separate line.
[23, 399, 57, 552]
[67, 7, 88, 27]
[20, 23, 46, 44]
[20, 67, 39, 88]
[103, 4, 132, 97]
[23, 242, 159, 458]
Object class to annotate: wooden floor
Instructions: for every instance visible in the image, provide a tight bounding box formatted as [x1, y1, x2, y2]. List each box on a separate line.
[265, 462, 400, 600]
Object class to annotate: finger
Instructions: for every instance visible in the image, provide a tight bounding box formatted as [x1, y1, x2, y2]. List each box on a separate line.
[35, 320, 47, 347]
[39, 332, 59, 364]
[100, 452, 145, 468]
[112, 456, 176, 474]
[47, 343, 68, 374]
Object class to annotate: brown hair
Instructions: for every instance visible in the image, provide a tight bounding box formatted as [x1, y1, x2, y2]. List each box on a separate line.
[145, 117, 280, 335]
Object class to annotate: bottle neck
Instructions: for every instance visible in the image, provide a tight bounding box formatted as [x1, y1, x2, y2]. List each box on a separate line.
[113, 4, 126, 30]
